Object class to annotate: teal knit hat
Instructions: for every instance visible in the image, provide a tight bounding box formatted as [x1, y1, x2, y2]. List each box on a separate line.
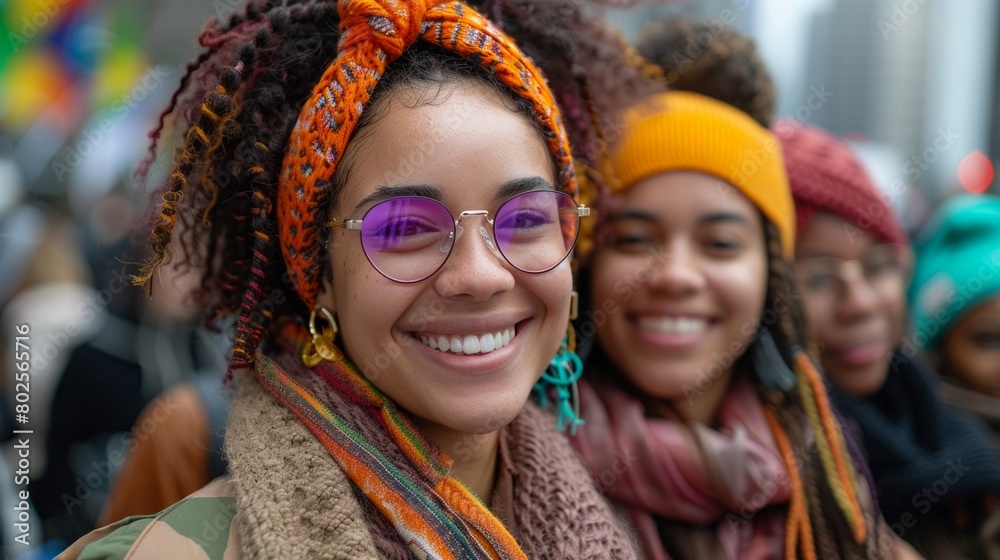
[908, 194, 1000, 349]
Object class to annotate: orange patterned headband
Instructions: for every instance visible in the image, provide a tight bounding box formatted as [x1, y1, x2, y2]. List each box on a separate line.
[278, 0, 576, 309]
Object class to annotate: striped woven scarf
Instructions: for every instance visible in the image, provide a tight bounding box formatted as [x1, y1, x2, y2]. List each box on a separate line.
[255, 324, 525, 559]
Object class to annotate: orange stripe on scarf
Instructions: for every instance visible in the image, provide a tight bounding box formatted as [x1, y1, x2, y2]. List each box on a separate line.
[257, 324, 527, 558]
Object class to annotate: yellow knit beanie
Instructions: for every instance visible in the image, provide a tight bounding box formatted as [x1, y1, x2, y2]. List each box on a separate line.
[609, 91, 795, 257]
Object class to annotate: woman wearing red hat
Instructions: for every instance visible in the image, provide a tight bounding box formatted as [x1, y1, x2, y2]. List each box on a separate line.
[778, 120, 1000, 559]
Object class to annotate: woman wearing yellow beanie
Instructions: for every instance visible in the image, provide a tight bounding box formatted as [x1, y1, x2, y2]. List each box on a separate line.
[568, 91, 917, 559]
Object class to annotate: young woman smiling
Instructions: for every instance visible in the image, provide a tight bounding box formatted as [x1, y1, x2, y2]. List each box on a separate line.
[58, 0, 649, 557]
[570, 92, 916, 559]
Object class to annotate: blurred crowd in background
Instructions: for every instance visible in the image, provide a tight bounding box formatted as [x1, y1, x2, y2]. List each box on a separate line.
[1, 0, 998, 558]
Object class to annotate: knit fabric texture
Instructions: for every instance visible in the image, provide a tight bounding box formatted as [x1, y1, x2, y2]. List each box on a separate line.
[248, 322, 637, 559]
[333, 400, 644, 560]
[908, 194, 1000, 349]
[773, 119, 907, 247]
[606, 91, 795, 257]
[278, 0, 575, 309]
[226, 374, 381, 559]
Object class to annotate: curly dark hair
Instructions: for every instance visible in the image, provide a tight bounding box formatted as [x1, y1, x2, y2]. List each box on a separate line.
[635, 15, 776, 127]
[130, 0, 658, 370]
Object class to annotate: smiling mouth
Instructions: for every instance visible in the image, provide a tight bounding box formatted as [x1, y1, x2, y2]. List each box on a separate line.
[418, 326, 517, 355]
[833, 339, 889, 366]
[636, 316, 710, 335]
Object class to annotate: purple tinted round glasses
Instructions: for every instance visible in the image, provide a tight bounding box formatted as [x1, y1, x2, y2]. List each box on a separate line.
[325, 189, 590, 283]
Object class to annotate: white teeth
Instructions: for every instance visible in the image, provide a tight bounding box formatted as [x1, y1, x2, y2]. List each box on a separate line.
[421, 336, 442, 349]
[463, 335, 480, 354]
[480, 333, 495, 352]
[418, 327, 516, 355]
[638, 317, 707, 334]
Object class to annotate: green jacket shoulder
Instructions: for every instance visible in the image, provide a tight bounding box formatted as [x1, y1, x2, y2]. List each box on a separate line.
[57, 478, 239, 560]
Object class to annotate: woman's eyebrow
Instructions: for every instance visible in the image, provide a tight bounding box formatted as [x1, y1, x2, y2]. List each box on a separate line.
[351, 184, 442, 215]
[698, 212, 752, 226]
[607, 209, 660, 223]
[607, 210, 754, 227]
[494, 176, 554, 200]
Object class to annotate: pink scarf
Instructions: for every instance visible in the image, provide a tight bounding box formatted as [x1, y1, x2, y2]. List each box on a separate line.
[571, 372, 791, 560]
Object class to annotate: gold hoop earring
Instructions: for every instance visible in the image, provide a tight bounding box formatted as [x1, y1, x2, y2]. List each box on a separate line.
[301, 307, 344, 368]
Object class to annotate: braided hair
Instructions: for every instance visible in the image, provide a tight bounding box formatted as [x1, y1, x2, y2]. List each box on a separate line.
[756, 219, 889, 559]
[130, 0, 655, 373]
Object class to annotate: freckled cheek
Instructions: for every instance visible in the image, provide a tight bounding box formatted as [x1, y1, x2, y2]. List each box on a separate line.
[335, 253, 397, 331]
[524, 267, 572, 321]
[339, 289, 409, 367]
[335, 238, 380, 285]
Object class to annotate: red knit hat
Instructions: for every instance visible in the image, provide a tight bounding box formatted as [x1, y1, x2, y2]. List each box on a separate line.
[773, 119, 907, 246]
